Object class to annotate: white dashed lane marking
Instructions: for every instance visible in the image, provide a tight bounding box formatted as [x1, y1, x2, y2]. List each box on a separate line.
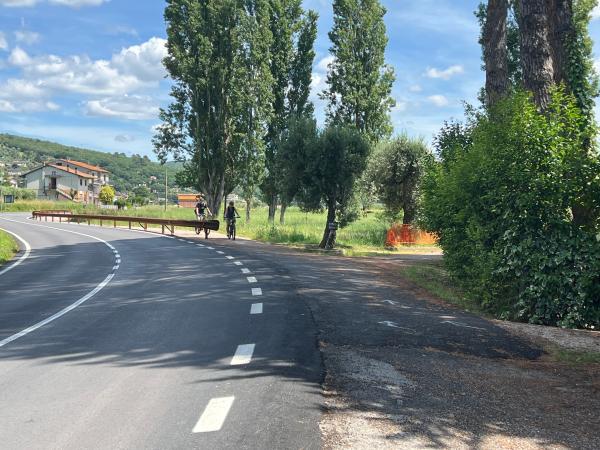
[247, 276, 257, 283]
[216, 250, 225, 255]
[241, 268, 250, 274]
[230, 344, 255, 365]
[233, 261, 242, 266]
[250, 303, 263, 315]
[225, 256, 234, 260]
[192, 397, 235, 433]
[251, 288, 262, 296]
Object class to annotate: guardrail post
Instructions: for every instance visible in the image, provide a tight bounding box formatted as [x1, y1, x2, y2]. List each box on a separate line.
[113, 220, 116, 228]
[100, 219, 103, 227]
[129, 221, 131, 230]
[162, 224, 165, 234]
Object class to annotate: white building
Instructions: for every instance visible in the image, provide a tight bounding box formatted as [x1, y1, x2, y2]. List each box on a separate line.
[21, 159, 110, 204]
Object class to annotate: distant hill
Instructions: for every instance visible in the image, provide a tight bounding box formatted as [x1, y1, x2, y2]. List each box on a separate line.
[0, 133, 181, 195]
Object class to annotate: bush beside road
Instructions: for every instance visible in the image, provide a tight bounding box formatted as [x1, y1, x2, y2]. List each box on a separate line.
[0, 229, 18, 266]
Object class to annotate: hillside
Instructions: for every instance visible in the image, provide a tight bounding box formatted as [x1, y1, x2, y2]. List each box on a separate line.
[0, 134, 181, 195]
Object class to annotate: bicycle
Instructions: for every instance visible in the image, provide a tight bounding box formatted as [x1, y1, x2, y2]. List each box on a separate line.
[195, 213, 211, 239]
[226, 217, 237, 240]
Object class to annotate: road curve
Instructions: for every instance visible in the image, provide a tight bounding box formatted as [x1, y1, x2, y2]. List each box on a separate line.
[0, 213, 321, 450]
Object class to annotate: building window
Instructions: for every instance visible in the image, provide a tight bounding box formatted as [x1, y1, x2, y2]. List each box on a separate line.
[80, 179, 83, 186]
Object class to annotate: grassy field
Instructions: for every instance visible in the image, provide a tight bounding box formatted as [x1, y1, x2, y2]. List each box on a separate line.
[3, 200, 441, 255]
[0, 229, 18, 266]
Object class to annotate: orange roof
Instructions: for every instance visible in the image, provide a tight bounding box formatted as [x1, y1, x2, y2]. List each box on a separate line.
[60, 159, 109, 173]
[178, 194, 200, 200]
[46, 163, 96, 179]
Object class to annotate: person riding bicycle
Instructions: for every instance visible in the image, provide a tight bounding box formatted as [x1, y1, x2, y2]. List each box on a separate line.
[194, 195, 211, 221]
[224, 201, 240, 238]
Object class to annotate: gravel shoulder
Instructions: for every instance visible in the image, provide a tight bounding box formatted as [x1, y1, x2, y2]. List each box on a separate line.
[210, 238, 599, 449]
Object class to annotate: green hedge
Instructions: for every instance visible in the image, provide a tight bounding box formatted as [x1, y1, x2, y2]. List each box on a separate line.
[421, 91, 600, 329]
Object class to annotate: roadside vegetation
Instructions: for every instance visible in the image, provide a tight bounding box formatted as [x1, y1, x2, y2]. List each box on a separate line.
[0, 229, 18, 266]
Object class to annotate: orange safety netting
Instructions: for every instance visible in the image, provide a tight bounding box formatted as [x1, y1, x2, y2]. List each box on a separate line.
[385, 224, 438, 247]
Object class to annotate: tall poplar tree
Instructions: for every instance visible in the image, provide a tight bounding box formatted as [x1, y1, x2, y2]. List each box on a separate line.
[261, 0, 317, 223]
[154, 0, 272, 216]
[321, 0, 395, 143]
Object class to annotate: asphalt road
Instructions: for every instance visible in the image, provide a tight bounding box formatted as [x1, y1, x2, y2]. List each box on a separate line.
[0, 213, 321, 450]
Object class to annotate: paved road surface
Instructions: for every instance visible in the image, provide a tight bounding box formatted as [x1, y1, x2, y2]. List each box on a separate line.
[0, 213, 321, 449]
[2, 212, 597, 449]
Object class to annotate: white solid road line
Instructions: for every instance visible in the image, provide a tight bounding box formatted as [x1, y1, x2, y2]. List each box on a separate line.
[0, 227, 31, 277]
[0, 217, 120, 348]
[250, 303, 263, 315]
[247, 276, 257, 283]
[241, 268, 250, 274]
[251, 288, 262, 296]
[234, 261, 243, 266]
[230, 343, 255, 365]
[192, 396, 235, 433]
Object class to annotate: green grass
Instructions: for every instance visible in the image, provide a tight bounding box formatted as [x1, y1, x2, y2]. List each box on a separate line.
[398, 260, 484, 315]
[3, 200, 442, 255]
[0, 229, 18, 266]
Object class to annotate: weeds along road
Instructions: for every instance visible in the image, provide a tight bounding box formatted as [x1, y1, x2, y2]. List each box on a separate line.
[0, 213, 321, 450]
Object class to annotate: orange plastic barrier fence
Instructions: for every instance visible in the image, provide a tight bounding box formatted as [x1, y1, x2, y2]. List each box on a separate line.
[385, 224, 437, 247]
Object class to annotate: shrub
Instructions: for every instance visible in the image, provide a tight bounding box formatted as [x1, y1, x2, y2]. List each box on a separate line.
[421, 90, 600, 329]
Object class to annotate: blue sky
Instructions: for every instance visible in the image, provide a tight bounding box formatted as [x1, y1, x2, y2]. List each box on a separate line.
[1, 0, 600, 159]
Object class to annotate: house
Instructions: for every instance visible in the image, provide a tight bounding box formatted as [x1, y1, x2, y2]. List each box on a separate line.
[177, 193, 199, 208]
[21, 159, 110, 204]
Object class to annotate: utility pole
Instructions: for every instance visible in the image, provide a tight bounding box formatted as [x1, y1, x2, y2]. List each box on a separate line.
[164, 166, 168, 211]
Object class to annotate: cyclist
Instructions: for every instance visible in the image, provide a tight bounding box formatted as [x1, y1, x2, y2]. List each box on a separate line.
[194, 195, 211, 221]
[224, 201, 240, 239]
[194, 195, 212, 239]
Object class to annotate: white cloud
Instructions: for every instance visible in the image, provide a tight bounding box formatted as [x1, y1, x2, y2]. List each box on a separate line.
[1, 37, 167, 120]
[409, 84, 422, 92]
[15, 29, 40, 44]
[425, 65, 464, 80]
[115, 134, 136, 143]
[316, 55, 334, 72]
[427, 95, 449, 107]
[0, 32, 7, 50]
[112, 37, 168, 82]
[0, 78, 59, 112]
[391, 101, 408, 113]
[8, 47, 31, 65]
[592, 5, 600, 20]
[0, 0, 38, 6]
[6, 37, 167, 97]
[0, 0, 108, 7]
[85, 95, 159, 120]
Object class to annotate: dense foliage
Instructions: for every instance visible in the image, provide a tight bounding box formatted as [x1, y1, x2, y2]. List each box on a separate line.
[322, 0, 395, 143]
[422, 91, 600, 329]
[296, 125, 370, 248]
[0, 134, 179, 196]
[99, 185, 116, 205]
[366, 135, 431, 223]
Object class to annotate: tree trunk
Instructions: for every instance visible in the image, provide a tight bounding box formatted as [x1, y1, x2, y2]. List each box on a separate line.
[483, 0, 509, 107]
[267, 194, 277, 223]
[518, 0, 555, 110]
[279, 202, 287, 224]
[547, 0, 573, 87]
[319, 198, 336, 249]
[245, 197, 251, 222]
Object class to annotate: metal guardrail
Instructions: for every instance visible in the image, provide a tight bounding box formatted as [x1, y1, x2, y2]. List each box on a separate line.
[32, 210, 220, 235]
